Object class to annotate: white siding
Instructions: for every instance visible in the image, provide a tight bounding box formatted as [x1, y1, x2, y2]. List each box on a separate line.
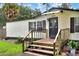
[6, 21, 28, 37]
[56, 11, 79, 40]
[70, 33, 79, 40]
[6, 15, 49, 38]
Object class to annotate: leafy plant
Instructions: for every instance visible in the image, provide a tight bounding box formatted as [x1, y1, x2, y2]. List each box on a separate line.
[16, 36, 22, 43]
[67, 40, 78, 49]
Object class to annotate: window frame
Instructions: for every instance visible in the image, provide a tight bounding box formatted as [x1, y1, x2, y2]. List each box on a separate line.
[74, 17, 79, 32]
[29, 22, 36, 31]
[37, 21, 43, 31]
[29, 20, 46, 32]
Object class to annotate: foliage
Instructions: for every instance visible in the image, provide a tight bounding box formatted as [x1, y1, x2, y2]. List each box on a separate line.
[0, 41, 22, 56]
[2, 3, 20, 21]
[16, 6, 31, 20]
[58, 3, 71, 9]
[16, 36, 22, 43]
[67, 40, 78, 49]
[0, 8, 6, 26]
[1, 3, 41, 22]
[31, 8, 41, 18]
[0, 14, 6, 26]
[42, 3, 50, 11]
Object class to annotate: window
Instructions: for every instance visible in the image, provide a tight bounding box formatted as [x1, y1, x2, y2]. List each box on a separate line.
[70, 17, 79, 33]
[37, 20, 46, 31]
[29, 22, 36, 31]
[37, 21, 43, 31]
[74, 17, 79, 32]
[29, 20, 46, 31]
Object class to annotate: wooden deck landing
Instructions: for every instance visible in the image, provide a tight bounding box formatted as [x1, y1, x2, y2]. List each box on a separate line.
[33, 38, 54, 45]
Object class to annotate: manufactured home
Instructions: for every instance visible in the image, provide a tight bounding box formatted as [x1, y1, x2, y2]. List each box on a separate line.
[6, 8, 79, 40]
[6, 8, 79, 56]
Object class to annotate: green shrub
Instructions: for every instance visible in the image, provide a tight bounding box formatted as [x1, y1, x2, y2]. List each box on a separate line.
[16, 36, 22, 43]
[67, 40, 78, 49]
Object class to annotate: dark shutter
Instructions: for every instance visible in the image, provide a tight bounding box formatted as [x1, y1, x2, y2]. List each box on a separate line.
[29, 22, 31, 31]
[70, 17, 74, 33]
[34, 22, 36, 30]
[43, 20, 46, 30]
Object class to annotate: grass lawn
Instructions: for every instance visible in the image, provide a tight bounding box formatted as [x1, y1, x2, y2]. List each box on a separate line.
[0, 40, 22, 56]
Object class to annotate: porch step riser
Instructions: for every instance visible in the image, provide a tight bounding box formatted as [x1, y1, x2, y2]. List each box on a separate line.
[27, 49, 54, 56]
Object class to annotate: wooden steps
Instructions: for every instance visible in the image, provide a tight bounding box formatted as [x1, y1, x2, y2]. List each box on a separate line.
[24, 39, 57, 56]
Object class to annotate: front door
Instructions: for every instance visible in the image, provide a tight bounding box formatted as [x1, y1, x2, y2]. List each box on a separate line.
[49, 17, 58, 39]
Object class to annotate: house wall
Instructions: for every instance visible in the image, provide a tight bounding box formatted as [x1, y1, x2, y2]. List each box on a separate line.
[6, 15, 48, 38]
[57, 11, 79, 40]
[6, 10, 79, 40]
[6, 13, 58, 38]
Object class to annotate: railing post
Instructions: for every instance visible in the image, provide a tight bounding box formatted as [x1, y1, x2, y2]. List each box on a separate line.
[53, 43, 56, 55]
[22, 40, 24, 52]
[45, 29, 48, 38]
[31, 30, 33, 43]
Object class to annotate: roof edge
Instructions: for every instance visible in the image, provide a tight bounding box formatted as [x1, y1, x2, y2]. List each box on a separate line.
[44, 7, 79, 13]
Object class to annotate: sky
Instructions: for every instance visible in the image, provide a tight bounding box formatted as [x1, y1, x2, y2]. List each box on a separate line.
[0, 3, 79, 12]
[19, 3, 79, 12]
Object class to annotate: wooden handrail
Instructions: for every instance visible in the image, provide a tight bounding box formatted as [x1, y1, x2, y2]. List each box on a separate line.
[22, 30, 33, 52]
[53, 28, 70, 55]
[22, 30, 33, 41]
[53, 29, 61, 55]
[54, 29, 61, 43]
[22, 29, 48, 52]
[54, 28, 70, 43]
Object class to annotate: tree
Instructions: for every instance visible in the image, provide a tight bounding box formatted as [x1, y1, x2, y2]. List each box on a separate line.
[42, 3, 50, 11]
[16, 6, 41, 20]
[0, 8, 6, 26]
[59, 3, 71, 9]
[0, 14, 6, 26]
[16, 6, 32, 20]
[2, 3, 20, 21]
[1, 3, 41, 22]
[31, 9, 41, 18]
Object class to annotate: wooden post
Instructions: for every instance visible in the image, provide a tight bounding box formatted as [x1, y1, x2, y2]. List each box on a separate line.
[53, 43, 56, 55]
[31, 31, 33, 43]
[22, 40, 24, 52]
[46, 29, 48, 38]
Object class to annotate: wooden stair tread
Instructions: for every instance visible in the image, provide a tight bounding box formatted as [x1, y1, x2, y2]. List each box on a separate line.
[24, 51, 47, 56]
[28, 48, 53, 54]
[33, 42, 53, 46]
[33, 42, 59, 47]
[33, 39, 54, 44]
[30, 44, 54, 49]
[33, 39, 55, 47]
